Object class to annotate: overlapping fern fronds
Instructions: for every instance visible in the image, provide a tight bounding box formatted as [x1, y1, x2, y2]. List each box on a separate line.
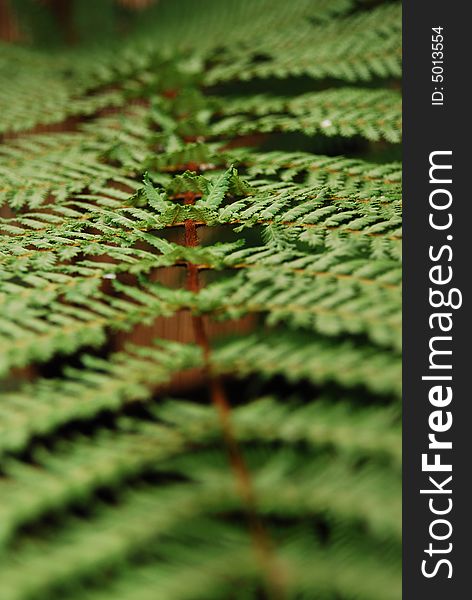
[0, 1, 401, 598]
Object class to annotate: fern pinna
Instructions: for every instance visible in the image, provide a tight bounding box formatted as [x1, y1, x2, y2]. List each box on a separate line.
[0, 1, 401, 599]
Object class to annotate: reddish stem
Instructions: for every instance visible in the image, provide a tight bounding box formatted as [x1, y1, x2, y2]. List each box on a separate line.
[182, 192, 285, 599]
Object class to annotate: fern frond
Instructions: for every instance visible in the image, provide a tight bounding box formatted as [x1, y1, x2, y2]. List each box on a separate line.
[205, 3, 401, 84]
[213, 331, 401, 397]
[157, 395, 401, 467]
[0, 341, 202, 457]
[0, 1, 401, 598]
[213, 89, 402, 143]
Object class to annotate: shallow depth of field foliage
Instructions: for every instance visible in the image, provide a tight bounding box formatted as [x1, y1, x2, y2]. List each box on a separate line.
[0, 0, 402, 598]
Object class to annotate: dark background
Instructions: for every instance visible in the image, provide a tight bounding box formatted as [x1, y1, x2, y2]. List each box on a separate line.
[403, 2, 471, 597]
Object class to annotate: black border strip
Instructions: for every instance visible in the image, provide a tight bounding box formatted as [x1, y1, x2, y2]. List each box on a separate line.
[403, 2, 470, 597]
